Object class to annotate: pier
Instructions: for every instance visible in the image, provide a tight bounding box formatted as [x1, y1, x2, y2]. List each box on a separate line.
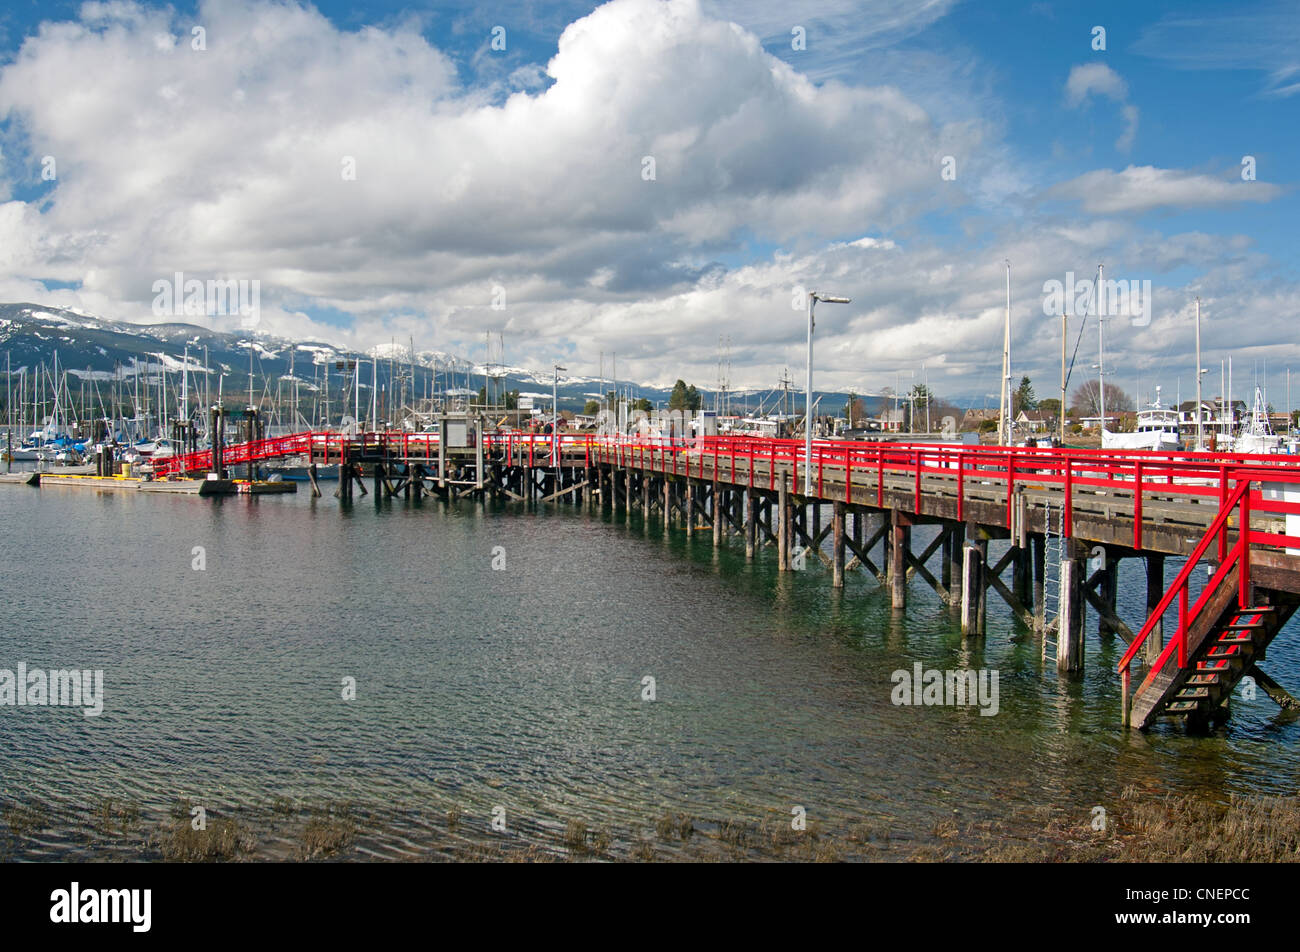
[90, 428, 1300, 729]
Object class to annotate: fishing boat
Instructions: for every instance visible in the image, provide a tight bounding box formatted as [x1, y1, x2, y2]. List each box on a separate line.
[1103, 388, 1183, 452]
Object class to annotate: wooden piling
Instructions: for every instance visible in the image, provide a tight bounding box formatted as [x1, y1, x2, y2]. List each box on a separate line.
[1098, 556, 1118, 638]
[745, 491, 756, 560]
[777, 475, 790, 571]
[832, 501, 845, 589]
[960, 542, 983, 637]
[308, 463, 321, 498]
[713, 481, 722, 547]
[1144, 554, 1165, 664]
[1032, 534, 1045, 631]
[1058, 556, 1085, 673]
[890, 509, 907, 610]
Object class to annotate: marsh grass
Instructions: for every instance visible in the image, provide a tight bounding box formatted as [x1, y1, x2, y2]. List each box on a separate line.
[2, 799, 50, 836]
[93, 797, 140, 835]
[160, 817, 252, 862]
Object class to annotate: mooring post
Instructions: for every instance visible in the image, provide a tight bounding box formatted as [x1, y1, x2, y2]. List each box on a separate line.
[778, 475, 790, 571]
[1058, 553, 1085, 673]
[832, 501, 846, 589]
[663, 479, 671, 531]
[890, 509, 907, 610]
[625, 466, 633, 524]
[960, 541, 983, 637]
[975, 538, 988, 635]
[308, 463, 321, 498]
[1144, 554, 1165, 664]
[373, 461, 383, 497]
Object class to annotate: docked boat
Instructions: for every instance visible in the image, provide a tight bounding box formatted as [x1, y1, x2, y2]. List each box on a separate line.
[1103, 388, 1183, 452]
[1233, 386, 1284, 455]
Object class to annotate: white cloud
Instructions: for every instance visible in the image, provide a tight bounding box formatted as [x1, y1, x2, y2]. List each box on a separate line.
[1047, 166, 1283, 215]
[1064, 63, 1138, 153]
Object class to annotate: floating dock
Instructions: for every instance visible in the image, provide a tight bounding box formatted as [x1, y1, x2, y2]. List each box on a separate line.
[0, 471, 40, 486]
[39, 474, 239, 495]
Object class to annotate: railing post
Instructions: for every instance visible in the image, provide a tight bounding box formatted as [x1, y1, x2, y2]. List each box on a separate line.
[1218, 466, 1231, 562]
[1063, 461, 1073, 538]
[913, 449, 921, 514]
[1133, 460, 1143, 551]
[957, 453, 965, 523]
[1239, 478, 1251, 606]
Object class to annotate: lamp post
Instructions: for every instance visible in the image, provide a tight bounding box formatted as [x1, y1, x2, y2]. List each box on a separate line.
[553, 364, 566, 461]
[805, 291, 851, 494]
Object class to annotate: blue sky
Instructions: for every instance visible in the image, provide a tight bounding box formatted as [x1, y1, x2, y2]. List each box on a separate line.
[0, 0, 1294, 402]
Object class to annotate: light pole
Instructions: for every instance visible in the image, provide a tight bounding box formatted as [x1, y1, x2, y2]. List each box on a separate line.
[553, 364, 566, 461]
[805, 291, 851, 494]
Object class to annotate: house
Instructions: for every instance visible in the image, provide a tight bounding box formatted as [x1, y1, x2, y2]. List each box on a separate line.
[1014, 410, 1052, 433]
[960, 408, 998, 431]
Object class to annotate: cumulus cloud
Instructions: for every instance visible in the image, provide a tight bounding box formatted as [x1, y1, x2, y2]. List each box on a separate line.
[1064, 63, 1139, 153]
[0, 0, 990, 364]
[0, 0, 1296, 404]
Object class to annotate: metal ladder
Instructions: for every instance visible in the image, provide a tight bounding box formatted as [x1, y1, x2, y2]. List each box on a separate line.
[1041, 498, 1063, 664]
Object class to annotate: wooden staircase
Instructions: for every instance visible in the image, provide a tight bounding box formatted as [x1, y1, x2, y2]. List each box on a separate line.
[1127, 566, 1296, 728]
[1120, 473, 1300, 729]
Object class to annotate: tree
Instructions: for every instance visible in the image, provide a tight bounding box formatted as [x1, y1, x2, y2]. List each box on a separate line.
[583, 399, 600, 415]
[845, 396, 867, 427]
[633, 397, 653, 412]
[1069, 380, 1133, 421]
[1038, 397, 1061, 422]
[685, 384, 701, 411]
[1012, 376, 1037, 416]
[668, 379, 689, 411]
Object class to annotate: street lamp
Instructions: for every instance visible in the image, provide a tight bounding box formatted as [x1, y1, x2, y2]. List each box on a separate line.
[553, 364, 566, 461]
[805, 291, 851, 494]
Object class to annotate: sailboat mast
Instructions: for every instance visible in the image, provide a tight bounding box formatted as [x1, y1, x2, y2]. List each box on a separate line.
[1097, 264, 1105, 438]
[1059, 307, 1067, 444]
[1194, 297, 1203, 450]
[998, 260, 1011, 445]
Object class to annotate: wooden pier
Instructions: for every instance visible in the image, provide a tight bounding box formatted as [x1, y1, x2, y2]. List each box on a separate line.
[146, 429, 1300, 730]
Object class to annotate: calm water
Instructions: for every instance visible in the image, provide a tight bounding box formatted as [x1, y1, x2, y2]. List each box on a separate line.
[1, 484, 1298, 860]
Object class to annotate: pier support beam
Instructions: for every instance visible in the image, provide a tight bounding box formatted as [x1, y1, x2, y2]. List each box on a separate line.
[745, 492, 756, 561]
[1097, 555, 1118, 639]
[890, 509, 908, 610]
[778, 476, 790, 571]
[712, 482, 722, 547]
[1057, 551, 1086, 673]
[1032, 535, 1046, 631]
[960, 541, 984, 637]
[1144, 554, 1165, 665]
[832, 502, 846, 589]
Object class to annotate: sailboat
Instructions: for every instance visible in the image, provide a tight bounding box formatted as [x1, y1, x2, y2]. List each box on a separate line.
[1233, 386, 1283, 455]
